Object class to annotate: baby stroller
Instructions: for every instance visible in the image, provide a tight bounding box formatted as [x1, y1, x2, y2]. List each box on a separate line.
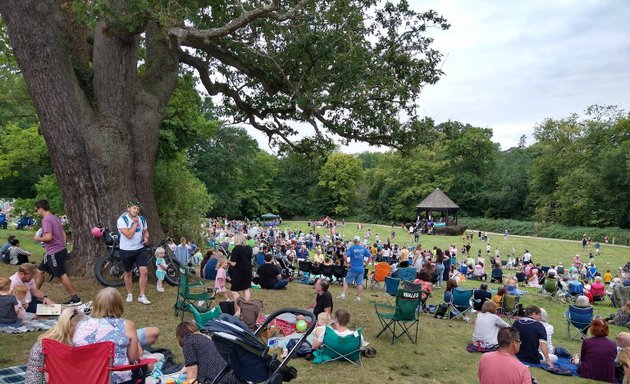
[273, 255, 295, 279]
[204, 308, 315, 384]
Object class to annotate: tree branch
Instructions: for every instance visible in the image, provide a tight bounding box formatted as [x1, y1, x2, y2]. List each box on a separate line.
[170, 0, 281, 42]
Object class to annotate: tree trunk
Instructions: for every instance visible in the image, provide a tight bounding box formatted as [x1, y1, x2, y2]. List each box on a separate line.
[0, 0, 178, 276]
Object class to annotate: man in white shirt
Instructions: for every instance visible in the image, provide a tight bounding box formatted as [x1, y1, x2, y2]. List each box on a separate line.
[117, 201, 150, 305]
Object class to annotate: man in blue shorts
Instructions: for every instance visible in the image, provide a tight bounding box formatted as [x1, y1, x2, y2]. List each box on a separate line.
[338, 236, 371, 302]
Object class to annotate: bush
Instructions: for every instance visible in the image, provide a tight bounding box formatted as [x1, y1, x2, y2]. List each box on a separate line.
[434, 224, 468, 236]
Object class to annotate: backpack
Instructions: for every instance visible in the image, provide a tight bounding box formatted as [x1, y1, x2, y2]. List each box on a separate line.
[236, 298, 263, 329]
[120, 214, 147, 229]
[1, 247, 11, 264]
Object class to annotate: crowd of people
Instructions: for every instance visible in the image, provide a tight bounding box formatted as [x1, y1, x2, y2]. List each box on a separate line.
[2, 215, 630, 384]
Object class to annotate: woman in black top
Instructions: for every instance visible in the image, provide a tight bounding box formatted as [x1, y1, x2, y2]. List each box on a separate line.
[176, 322, 239, 384]
[230, 233, 253, 316]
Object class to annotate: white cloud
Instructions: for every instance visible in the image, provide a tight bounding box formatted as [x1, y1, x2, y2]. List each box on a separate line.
[239, 0, 630, 152]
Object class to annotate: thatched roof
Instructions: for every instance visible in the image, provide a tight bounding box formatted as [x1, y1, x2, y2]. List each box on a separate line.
[416, 188, 459, 210]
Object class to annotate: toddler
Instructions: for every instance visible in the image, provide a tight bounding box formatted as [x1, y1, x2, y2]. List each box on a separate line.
[155, 247, 168, 292]
[313, 312, 332, 341]
[0, 277, 23, 327]
[215, 258, 230, 301]
[11, 284, 34, 320]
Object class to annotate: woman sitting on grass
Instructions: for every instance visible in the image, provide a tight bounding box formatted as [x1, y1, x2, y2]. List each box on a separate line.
[607, 300, 630, 327]
[413, 271, 433, 303]
[73, 288, 141, 384]
[576, 319, 616, 383]
[472, 301, 509, 350]
[175, 321, 239, 383]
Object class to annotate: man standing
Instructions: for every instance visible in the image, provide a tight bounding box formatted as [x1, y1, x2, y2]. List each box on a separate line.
[33, 199, 81, 304]
[118, 201, 150, 305]
[338, 236, 371, 302]
[513, 305, 554, 368]
[478, 327, 532, 384]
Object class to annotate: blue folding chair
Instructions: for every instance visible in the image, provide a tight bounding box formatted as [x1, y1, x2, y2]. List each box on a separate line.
[564, 305, 594, 340]
[396, 267, 416, 282]
[447, 288, 477, 323]
[384, 277, 400, 305]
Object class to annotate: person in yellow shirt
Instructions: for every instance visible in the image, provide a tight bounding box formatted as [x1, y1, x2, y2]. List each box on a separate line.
[603, 270, 613, 285]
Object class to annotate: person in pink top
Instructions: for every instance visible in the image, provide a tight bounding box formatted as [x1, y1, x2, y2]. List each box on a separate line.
[478, 327, 532, 384]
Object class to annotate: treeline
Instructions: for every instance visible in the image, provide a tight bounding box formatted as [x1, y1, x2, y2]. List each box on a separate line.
[1, 53, 629, 235]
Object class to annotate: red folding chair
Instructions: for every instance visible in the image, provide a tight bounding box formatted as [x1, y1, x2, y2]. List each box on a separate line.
[42, 339, 156, 384]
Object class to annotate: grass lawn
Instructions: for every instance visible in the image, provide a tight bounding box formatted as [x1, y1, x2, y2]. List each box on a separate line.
[1, 223, 629, 383]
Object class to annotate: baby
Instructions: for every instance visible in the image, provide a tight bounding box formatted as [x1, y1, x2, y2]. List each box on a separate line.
[313, 312, 332, 341]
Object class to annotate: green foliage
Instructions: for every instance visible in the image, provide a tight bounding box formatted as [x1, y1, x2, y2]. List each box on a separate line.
[34, 174, 64, 214]
[318, 153, 364, 216]
[188, 125, 281, 218]
[460, 217, 630, 245]
[154, 153, 212, 240]
[158, 72, 217, 160]
[0, 123, 52, 197]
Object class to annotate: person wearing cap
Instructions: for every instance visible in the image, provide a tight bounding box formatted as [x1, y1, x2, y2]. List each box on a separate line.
[338, 235, 371, 302]
[118, 201, 151, 305]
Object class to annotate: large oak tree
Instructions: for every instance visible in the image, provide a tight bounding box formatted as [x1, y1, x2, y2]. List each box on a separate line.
[0, 0, 448, 275]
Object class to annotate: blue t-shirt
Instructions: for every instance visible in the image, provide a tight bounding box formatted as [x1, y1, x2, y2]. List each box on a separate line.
[346, 244, 370, 272]
[513, 317, 547, 363]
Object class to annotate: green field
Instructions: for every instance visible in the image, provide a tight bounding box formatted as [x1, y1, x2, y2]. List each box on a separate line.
[1, 223, 629, 383]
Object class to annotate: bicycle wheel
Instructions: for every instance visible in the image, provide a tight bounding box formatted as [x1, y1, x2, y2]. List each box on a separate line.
[163, 249, 181, 286]
[94, 251, 125, 287]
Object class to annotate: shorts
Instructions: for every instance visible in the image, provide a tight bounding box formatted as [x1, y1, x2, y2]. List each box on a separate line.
[156, 269, 166, 280]
[345, 269, 364, 286]
[120, 248, 148, 272]
[38, 248, 68, 277]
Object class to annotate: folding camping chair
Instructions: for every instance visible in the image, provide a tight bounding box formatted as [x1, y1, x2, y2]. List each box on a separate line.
[591, 284, 606, 304]
[374, 287, 421, 344]
[187, 303, 222, 329]
[564, 305, 594, 340]
[370, 261, 391, 289]
[332, 265, 347, 285]
[396, 267, 417, 282]
[320, 264, 334, 282]
[42, 339, 155, 384]
[497, 294, 520, 324]
[174, 265, 214, 319]
[566, 281, 584, 303]
[540, 277, 559, 301]
[313, 326, 363, 367]
[447, 288, 477, 323]
[402, 280, 429, 313]
[383, 276, 400, 305]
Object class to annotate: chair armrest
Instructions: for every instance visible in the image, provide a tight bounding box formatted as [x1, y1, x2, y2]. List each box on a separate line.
[109, 358, 157, 372]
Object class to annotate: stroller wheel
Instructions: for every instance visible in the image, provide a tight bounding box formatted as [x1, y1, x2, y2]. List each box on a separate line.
[269, 372, 284, 384]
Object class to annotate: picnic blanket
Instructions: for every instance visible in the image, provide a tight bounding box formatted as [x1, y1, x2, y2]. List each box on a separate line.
[521, 357, 578, 376]
[0, 319, 57, 334]
[0, 365, 26, 384]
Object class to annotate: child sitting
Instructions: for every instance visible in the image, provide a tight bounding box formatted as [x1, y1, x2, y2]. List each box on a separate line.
[0, 277, 25, 327]
[11, 284, 34, 321]
[493, 287, 506, 306]
[313, 312, 332, 342]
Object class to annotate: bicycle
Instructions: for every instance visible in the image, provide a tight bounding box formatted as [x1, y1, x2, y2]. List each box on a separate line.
[92, 226, 180, 287]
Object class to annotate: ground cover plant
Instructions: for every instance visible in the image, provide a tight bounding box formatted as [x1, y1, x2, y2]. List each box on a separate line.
[0, 224, 628, 383]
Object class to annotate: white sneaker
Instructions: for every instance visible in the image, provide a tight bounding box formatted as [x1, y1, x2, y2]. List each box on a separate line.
[355, 296, 361, 302]
[138, 296, 151, 305]
[126, 294, 133, 303]
[157, 287, 165, 292]
[337, 293, 346, 300]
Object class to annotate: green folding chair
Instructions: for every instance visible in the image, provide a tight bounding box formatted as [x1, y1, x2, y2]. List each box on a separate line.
[313, 326, 363, 367]
[374, 287, 421, 344]
[186, 303, 222, 329]
[174, 265, 214, 319]
[540, 277, 559, 301]
[497, 294, 520, 324]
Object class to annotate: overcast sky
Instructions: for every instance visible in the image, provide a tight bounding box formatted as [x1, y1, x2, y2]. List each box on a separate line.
[244, 0, 630, 152]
